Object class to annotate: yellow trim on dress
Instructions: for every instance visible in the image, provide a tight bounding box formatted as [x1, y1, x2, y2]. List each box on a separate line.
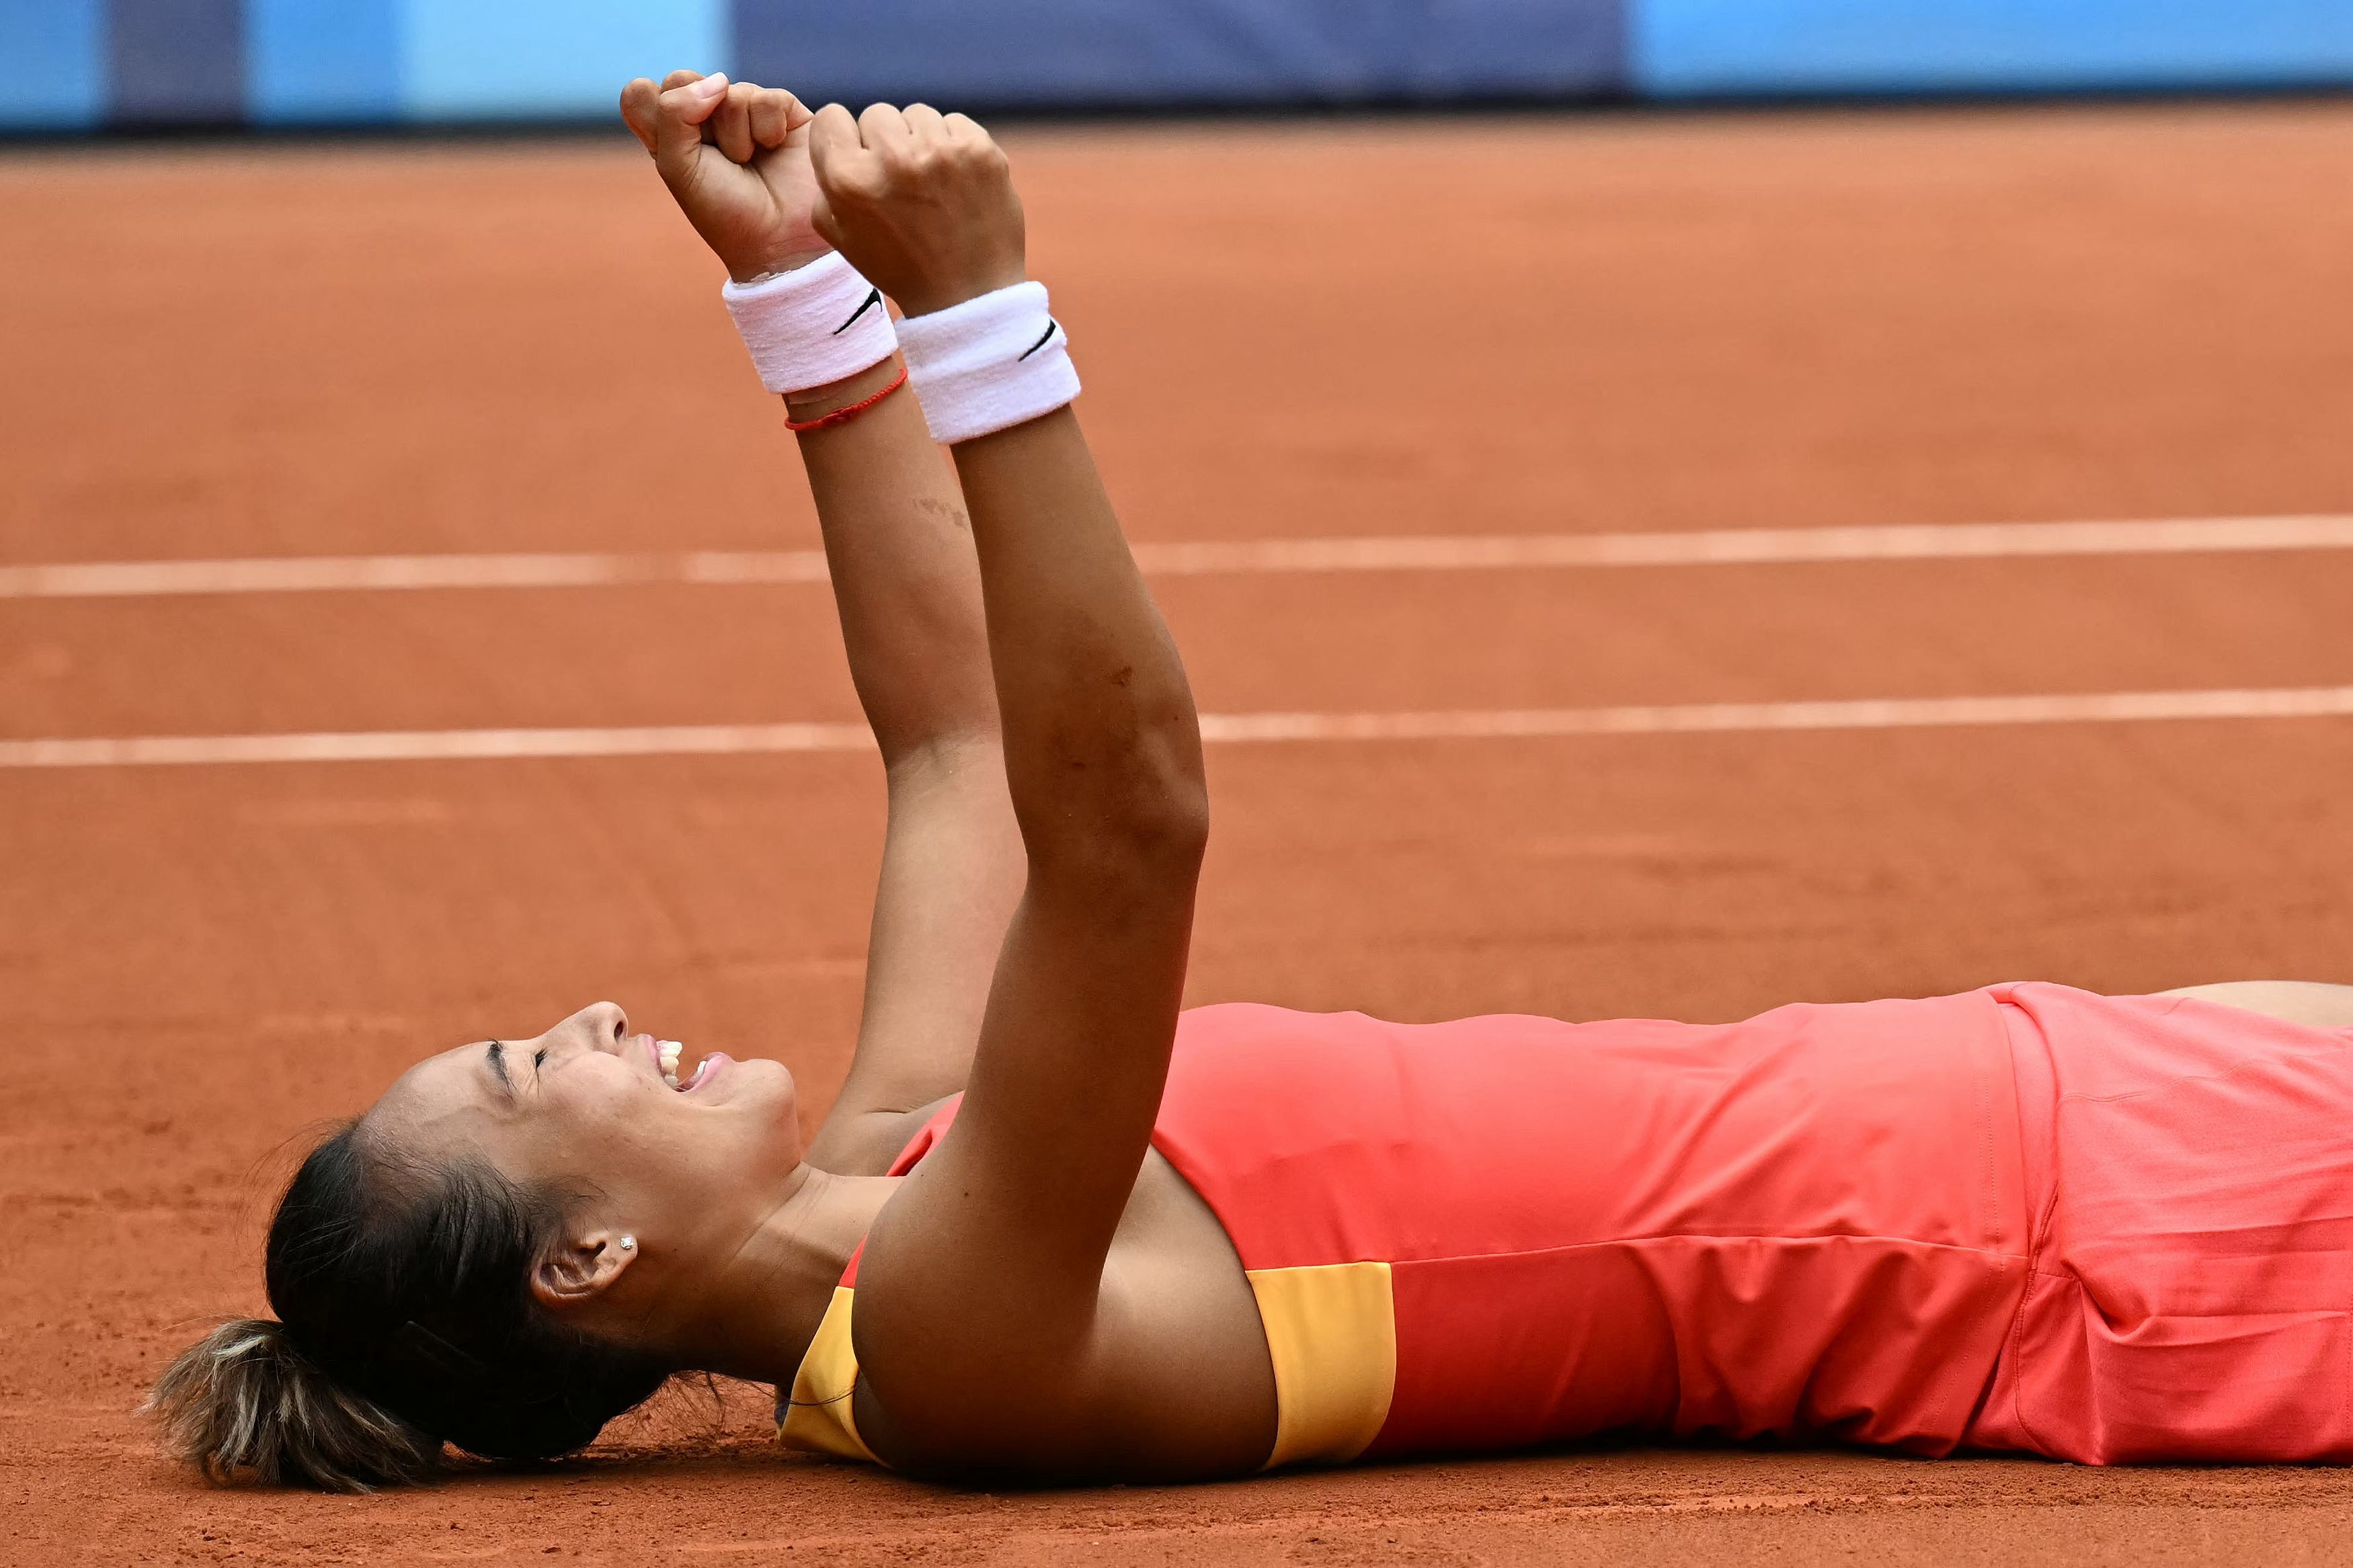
[776, 1286, 877, 1463]
[775, 1265, 1399, 1471]
[1246, 1261, 1396, 1469]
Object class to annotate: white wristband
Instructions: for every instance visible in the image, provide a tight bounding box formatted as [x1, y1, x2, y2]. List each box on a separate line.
[896, 282, 1081, 445]
[720, 251, 897, 395]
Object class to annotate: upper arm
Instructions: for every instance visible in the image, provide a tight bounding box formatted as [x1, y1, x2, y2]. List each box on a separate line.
[852, 817, 1208, 1460]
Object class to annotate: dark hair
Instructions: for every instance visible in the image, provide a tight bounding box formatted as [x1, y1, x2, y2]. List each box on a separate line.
[148, 1122, 668, 1491]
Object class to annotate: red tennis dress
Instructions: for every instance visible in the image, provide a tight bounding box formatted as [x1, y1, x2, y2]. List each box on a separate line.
[781, 984, 2353, 1467]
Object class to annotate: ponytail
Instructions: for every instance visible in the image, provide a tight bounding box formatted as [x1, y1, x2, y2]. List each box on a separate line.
[145, 1319, 441, 1491]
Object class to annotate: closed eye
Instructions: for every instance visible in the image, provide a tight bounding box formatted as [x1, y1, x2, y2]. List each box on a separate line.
[534, 1047, 548, 1075]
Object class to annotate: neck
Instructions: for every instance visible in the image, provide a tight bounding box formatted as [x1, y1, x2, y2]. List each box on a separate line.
[646, 1164, 898, 1388]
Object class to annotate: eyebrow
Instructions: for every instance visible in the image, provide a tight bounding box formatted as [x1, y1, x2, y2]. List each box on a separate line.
[484, 1040, 516, 1100]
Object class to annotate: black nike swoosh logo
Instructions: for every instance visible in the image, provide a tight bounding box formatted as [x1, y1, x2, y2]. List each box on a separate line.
[833, 288, 883, 335]
[1017, 320, 1060, 362]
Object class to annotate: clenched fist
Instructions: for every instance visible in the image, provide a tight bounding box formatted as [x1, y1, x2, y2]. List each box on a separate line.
[807, 104, 1027, 317]
[621, 71, 828, 282]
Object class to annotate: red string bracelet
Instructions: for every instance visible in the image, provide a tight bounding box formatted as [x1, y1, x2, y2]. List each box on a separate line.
[783, 364, 910, 434]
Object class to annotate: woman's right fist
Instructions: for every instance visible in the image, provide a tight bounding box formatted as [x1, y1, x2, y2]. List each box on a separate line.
[620, 71, 828, 283]
[807, 104, 1027, 318]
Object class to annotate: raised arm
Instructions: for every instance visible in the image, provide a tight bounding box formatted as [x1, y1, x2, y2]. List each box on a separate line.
[798, 105, 1210, 1464]
[620, 73, 1023, 1170]
[790, 364, 1027, 1170]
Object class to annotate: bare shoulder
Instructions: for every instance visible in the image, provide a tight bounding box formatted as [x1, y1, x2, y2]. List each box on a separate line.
[2157, 981, 2353, 1030]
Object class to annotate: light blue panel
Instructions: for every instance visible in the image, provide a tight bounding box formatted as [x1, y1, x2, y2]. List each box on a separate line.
[1634, 1, 2353, 96]
[0, 0, 106, 128]
[250, 0, 400, 122]
[402, 0, 726, 119]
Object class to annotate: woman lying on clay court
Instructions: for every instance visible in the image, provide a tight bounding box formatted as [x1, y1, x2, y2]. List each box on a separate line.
[154, 72, 2353, 1491]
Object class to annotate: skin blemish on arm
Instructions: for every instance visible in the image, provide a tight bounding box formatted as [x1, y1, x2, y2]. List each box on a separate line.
[915, 496, 972, 530]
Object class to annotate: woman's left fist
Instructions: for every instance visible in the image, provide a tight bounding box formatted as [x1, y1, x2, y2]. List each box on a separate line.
[806, 104, 1027, 317]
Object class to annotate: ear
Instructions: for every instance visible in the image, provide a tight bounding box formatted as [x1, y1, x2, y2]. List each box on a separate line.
[529, 1229, 637, 1313]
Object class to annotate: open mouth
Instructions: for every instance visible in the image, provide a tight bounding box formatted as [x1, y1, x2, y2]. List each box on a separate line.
[639, 1033, 723, 1093]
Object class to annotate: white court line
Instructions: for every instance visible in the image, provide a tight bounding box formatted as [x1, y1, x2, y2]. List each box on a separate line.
[6, 515, 2353, 600]
[5, 686, 2348, 769]
[0, 550, 832, 599]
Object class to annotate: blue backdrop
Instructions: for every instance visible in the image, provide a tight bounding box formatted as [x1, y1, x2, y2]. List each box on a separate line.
[3, 1, 2348, 130]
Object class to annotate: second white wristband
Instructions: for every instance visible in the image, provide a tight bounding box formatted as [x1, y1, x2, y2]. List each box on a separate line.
[895, 282, 1081, 445]
[721, 251, 898, 395]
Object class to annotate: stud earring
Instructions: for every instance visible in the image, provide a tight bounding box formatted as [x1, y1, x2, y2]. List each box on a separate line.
[618, 1236, 637, 1252]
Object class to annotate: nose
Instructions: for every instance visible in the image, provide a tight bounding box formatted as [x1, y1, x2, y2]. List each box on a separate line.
[565, 1001, 630, 1054]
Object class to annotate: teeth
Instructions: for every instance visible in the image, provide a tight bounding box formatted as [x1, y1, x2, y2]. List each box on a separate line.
[658, 1039, 682, 1088]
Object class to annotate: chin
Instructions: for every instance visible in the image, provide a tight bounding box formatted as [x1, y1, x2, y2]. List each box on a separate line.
[731, 1057, 803, 1134]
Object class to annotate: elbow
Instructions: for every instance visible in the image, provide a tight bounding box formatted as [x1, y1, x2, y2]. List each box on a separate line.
[1107, 714, 1211, 866]
[1027, 807, 1206, 897]
[1021, 749, 1209, 884]
[1070, 774, 1210, 873]
[1133, 772, 1211, 866]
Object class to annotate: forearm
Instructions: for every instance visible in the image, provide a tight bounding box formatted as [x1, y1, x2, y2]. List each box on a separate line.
[951, 407, 1207, 868]
[789, 356, 1026, 1147]
[789, 357, 1003, 768]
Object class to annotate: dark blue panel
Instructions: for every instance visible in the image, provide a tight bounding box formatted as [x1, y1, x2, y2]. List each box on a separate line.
[732, 0, 1625, 110]
[110, 0, 246, 126]
[249, 0, 399, 123]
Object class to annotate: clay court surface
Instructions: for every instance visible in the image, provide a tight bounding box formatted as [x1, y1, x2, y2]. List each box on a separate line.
[7, 99, 2353, 1563]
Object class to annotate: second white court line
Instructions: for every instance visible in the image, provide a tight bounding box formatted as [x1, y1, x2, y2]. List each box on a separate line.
[5, 514, 2352, 600]
[5, 685, 2350, 768]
